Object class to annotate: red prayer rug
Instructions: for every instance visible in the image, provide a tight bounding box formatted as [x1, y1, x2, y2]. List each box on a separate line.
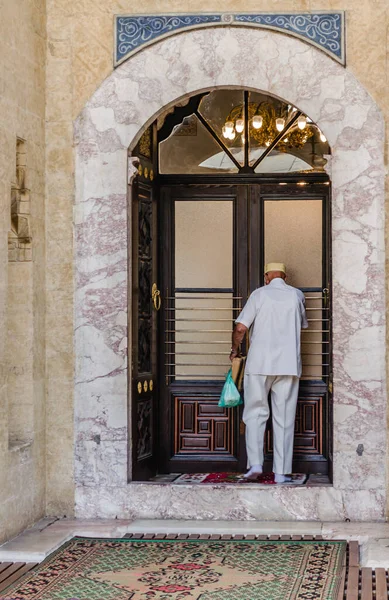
[173, 472, 308, 485]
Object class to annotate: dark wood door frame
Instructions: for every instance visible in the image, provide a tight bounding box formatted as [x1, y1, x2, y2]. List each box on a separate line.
[153, 176, 332, 477]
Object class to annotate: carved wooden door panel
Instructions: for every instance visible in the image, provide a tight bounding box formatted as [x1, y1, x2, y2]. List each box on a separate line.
[130, 128, 159, 481]
[158, 185, 248, 474]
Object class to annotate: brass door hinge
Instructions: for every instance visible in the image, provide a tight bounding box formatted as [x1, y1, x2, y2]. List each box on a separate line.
[328, 373, 333, 394]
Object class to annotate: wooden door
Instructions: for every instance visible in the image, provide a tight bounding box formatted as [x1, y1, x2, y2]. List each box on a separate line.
[158, 185, 248, 473]
[257, 183, 331, 475]
[158, 179, 331, 476]
[130, 128, 160, 481]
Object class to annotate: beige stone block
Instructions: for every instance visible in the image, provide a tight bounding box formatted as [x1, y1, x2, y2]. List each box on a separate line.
[73, 62, 109, 118]
[7, 344, 33, 372]
[46, 376, 73, 413]
[46, 120, 73, 143]
[8, 401, 34, 442]
[47, 207, 73, 239]
[46, 296, 73, 326]
[30, 7, 47, 40]
[46, 350, 74, 381]
[26, 92, 46, 118]
[46, 15, 72, 41]
[46, 481, 75, 517]
[7, 272, 33, 295]
[47, 149, 73, 176]
[48, 39, 71, 61]
[46, 170, 74, 200]
[32, 341, 46, 379]
[27, 169, 45, 196]
[46, 376, 74, 515]
[46, 262, 73, 291]
[46, 436, 74, 473]
[46, 0, 73, 20]
[46, 329, 73, 357]
[32, 391, 46, 433]
[46, 71, 72, 124]
[7, 313, 33, 341]
[46, 55, 72, 92]
[46, 91, 73, 123]
[27, 142, 45, 170]
[46, 237, 73, 266]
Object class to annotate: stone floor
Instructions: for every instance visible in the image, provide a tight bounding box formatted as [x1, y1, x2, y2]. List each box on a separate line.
[0, 518, 389, 567]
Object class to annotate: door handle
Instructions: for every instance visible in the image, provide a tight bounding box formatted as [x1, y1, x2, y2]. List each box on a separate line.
[323, 287, 330, 309]
[152, 283, 161, 311]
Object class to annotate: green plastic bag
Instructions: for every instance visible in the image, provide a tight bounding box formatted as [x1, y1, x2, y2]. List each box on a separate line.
[218, 368, 243, 408]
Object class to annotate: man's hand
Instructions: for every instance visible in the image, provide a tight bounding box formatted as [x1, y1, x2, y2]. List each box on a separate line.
[230, 323, 248, 361]
[229, 348, 239, 362]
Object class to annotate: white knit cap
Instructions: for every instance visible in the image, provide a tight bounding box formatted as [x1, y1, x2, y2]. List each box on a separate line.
[265, 262, 286, 274]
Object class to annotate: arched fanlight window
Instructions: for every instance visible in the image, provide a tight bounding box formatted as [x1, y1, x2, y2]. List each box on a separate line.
[158, 89, 330, 175]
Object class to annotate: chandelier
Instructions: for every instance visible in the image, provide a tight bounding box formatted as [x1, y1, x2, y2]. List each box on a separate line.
[222, 101, 326, 152]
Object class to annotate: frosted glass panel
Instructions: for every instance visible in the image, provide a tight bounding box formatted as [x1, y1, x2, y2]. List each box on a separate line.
[264, 200, 322, 288]
[175, 200, 233, 288]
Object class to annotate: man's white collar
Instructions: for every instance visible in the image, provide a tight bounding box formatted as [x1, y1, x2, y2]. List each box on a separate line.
[268, 278, 286, 286]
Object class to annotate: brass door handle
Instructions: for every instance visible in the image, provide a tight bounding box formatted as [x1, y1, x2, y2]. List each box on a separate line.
[323, 287, 330, 309]
[152, 283, 161, 311]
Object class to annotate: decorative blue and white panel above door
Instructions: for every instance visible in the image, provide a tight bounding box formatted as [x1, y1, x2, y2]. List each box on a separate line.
[115, 12, 345, 67]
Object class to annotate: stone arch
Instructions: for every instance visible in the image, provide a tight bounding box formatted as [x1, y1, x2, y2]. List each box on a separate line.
[74, 26, 386, 521]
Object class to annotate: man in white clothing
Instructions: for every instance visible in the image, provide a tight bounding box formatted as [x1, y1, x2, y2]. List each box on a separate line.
[230, 263, 308, 482]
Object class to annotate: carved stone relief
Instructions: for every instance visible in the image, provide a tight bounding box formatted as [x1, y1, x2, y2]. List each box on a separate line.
[8, 139, 32, 262]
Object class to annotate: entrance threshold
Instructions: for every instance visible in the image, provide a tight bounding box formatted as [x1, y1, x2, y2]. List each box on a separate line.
[145, 473, 331, 486]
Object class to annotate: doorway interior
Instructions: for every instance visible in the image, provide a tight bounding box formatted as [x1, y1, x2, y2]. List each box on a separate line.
[129, 89, 332, 482]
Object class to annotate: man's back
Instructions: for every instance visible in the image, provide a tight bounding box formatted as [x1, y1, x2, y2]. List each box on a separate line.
[236, 278, 308, 377]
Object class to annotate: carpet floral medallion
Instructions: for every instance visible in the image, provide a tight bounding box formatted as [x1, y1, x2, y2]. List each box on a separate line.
[1, 537, 346, 600]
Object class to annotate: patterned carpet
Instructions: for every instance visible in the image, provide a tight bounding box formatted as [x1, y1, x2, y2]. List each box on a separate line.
[1, 537, 346, 600]
[173, 472, 308, 485]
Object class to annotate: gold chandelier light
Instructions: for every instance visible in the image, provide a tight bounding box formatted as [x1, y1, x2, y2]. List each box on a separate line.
[222, 102, 326, 152]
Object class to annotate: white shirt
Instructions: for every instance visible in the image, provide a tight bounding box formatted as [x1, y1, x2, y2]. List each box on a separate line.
[236, 278, 308, 377]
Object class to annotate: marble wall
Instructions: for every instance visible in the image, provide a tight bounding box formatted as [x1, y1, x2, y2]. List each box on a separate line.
[0, 0, 47, 543]
[0, 0, 387, 545]
[74, 27, 386, 520]
[42, 0, 389, 520]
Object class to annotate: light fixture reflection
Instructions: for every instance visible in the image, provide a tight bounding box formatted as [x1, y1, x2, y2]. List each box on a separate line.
[298, 115, 307, 130]
[276, 118, 285, 132]
[252, 115, 263, 129]
[235, 118, 244, 133]
[320, 131, 327, 142]
[225, 121, 234, 135]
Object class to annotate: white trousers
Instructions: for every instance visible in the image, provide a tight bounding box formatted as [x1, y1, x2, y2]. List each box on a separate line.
[243, 374, 299, 474]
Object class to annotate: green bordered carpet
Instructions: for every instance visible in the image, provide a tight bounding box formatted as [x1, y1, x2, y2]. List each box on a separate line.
[1, 537, 346, 600]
